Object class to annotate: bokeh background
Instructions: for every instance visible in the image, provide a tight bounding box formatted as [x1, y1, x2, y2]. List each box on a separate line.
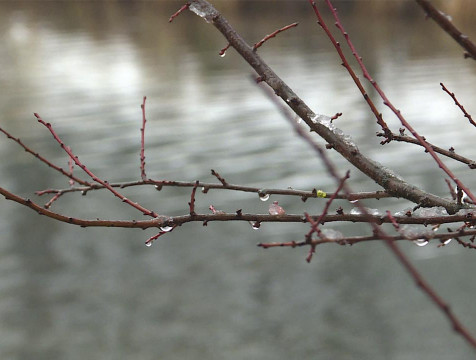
[1, 1, 476, 359]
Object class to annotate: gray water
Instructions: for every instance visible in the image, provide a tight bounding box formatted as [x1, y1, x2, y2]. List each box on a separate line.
[1, 1, 476, 359]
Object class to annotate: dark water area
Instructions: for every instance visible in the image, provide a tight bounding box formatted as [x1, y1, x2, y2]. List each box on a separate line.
[1, 1, 476, 359]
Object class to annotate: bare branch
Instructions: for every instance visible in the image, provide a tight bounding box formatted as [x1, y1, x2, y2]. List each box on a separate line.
[415, 0, 476, 60]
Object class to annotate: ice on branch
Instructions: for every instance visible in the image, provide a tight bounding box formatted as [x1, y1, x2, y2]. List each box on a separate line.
[189, 2, 212, 23]
[413, 207, 448, 217]
[350, 207, 381, 216]
[320, 228, 344, 241]
[400, 224, 435, 240]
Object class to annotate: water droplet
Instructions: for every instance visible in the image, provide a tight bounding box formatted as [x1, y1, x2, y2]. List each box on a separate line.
[401, 224, 434, 240]
[350, 207, 362, 215]
[249, 221, 261, 230]
[201, 186, 209, 194]
[269, 201, 285, 215]
[443, 238, 453, 245]
[413, 239, 429, 247]
[349, 199, 358, 204]
[160, 225, 173, 232]
[145, 241, 153, 247]
[258, 191, 270, 202]
[155, 185, 162, 191]
[220, 52, 226, 58]
[296, 118, 302, 124]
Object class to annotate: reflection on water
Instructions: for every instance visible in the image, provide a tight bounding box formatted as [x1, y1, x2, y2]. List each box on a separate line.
[1, 1, 476, 359]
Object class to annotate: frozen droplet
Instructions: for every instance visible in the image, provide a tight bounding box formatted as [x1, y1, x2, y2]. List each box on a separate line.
[249, 221, 261, 230]
[349, 207, 380, 216]
[401, 224, 434, 240]
[438, 11, 452, 21]
[189, 2, 211, 22]
[258, 191, 270, 202]
[413, 239, 429, 247]
[456, 209, 475, 216]
[311, 114, 335, 130]
[320, 228, 344, 241]
[160, 225, 173, 232]
[269, 201, 285, 215]
[414, 206, 448, 217]
[394, 208, 413, 217]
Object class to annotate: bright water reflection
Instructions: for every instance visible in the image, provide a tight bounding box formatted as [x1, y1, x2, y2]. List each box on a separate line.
[1, 1, 476, 359]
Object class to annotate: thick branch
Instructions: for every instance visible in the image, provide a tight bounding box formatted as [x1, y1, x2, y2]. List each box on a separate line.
[415, 0, 476, 60]
[188, 0, 468, 214]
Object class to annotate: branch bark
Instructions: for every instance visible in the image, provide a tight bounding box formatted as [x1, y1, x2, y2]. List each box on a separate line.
[188, 0, 469, 215]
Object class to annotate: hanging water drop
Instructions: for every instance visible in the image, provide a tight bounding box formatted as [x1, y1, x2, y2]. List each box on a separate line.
[413, 239, 429, 247]
[220, 52, 226, 58]
[269, 201, 286, 215]
[145, 241, 153, 247]
[443, 238, 453, 245]
[160, 225, 173, 232]
[249, 221, 261, 230]
[349, 199, 358, 204]
[258, 192, 270, 202]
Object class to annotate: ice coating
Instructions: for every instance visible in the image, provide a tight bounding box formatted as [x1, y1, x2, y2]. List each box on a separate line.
[413, 207, 448, 217]
[400, 224, 435, 240]
[320, 228, 344, 241]
[189, 2, 212, 23]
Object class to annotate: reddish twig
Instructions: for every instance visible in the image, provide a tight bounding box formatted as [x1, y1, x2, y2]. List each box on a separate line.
[440, 83, 476, 128]
[253, 22, 299, 50]
[34, 113, 159, 218]
[34, 177, 391, 202]
[445, 178, 457, 200]
[43, 193, 62, 209]
[219, 43, 231, 57]
[378, 132, 476, 169]
[140, 96, 148, 181]
[0, 126, 91, 186]
[66, 146, 76, 186]
[169, 2, 190, 23]
[211, 169, 227, 185]
[307, 1, 391, 138]
[320, 0, 476, 204]
[415, 0, 476, 60]
[145, 226, 177, 247]
[255, 47, 476, 347]
[189, 180, 199, 215]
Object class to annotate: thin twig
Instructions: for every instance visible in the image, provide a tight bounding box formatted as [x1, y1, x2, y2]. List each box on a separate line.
[211, 169, 227, 186]
[378, 132, 476, 169]
[189, 180, 199, 215]
[253, 22, 299, 50]
[169, 2, 190, 23]
[0, 126, 91, 186]
[140, 96, 148, 181]
[35, 113, 159, 218]
[440, 82, 476, 128]
[321, 0, 476, 204]
[415, 0, 476, 60]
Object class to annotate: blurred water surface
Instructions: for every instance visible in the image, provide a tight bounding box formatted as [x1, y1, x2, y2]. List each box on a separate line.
[1, 1, 476, 359]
